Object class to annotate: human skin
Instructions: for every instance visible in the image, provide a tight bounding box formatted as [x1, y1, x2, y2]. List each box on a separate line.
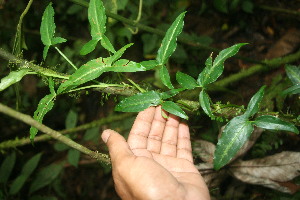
[101, 106, 210, 200]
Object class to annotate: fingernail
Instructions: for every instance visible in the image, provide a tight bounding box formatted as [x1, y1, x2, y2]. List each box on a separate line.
[101, 130, 111, 143]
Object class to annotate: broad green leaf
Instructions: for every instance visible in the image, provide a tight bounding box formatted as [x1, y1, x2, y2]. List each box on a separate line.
[9, 153, 42, 195]
[176, 71, 198, 89]
[88, 0, 106, 40]
[65, 110, 78, 129]
[243, 85, 266, 118]
[40, 3, 55, 46]
[100, 35, 116, 53]
[30, 78, 56, 140]
[157, 12, 186, 65]
[140, 60, 158, 70]
[159, 88, 185, 100]
[0, 69, 29, 91]
[199, 90, 213, 117]
[67, 149, 81, 168]
[80, 39, 99, 55]
[282, 84, 300, 95]
[254, 115, 299, 134]
[285, 64, 300, 85]
[214, 115, 253, 170]
[108, 59, 146, 72]
[198, 43, 247, 87]
[0, 152, 16, 184]
[57, 58, 107, 94]
[159, 65, 174, 89]
[115, 91, 161, 112]
[51, 37, 67, 45]
[29, 163, 63, 194]
[161, 101, 188, 120]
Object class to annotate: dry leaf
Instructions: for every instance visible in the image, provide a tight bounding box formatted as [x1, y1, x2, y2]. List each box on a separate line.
[193, 140, 215, 163]
[196, 163, 227, 189]
[230, 151, 300, 193]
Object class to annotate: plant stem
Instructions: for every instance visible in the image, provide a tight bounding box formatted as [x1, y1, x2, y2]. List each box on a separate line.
[0, 103, 110, 164]
[54, 47, 78, 70]
[0, 112, 134, 150]
[258, 5, 300, 16]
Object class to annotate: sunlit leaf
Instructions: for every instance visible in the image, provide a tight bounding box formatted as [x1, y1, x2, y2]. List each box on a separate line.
[199, 90, 213, 117]
[157, 12, 186, 65]
[161, 101, 188, 119]
[140, 60, 158, 70]
[176, 71, 198, 89]
[108, 43, 133, 64]
[115, 91, 161, 112]
[0, 69, 29, 92]
[159, 65, 174, 89]
[197, 43, 247, 87]
[80, 39, 99, 55]
[243, 85, 266, 118]
[9, 153, 42, 195]
[100, 35, 116, 53]
[214, 115, 253, 170]
[29, 163, 63, 194]
[108, 59, 146, 72]
[282, 84, 300, 95]
[88, 0, 106, 40]
[254, 115, 299, 134]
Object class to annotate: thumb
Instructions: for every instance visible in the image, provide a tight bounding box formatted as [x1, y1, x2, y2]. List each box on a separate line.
[101, 129, 133, 163]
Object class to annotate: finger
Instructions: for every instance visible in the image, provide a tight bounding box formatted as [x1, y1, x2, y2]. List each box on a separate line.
[101, 129, 133, 164]
[176, 123, 193, 163]
[127, 106, 156, 150]
[147, 106, 168, 153]
[160, 114, 180, 157]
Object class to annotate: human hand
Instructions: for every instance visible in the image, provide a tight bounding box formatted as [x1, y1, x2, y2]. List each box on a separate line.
[101, 106, 210, 200]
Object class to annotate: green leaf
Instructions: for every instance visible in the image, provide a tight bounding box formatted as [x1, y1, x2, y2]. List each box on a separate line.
[30, 79, 56, 140]
[100, 35, 116, 53]
[43, 45, 50, 60]
[9, 153, 42, 195]
[285, 65, 300, 85]
[29, 163, 63, 194]
[57, 58, 107, 94]
[214, 115, 254, 170]
[161, 101, 188, 120]
[254, 115, 299, 134]
[0, 69, 29, 92]
[88, 0, 106, 40]
[213, 0, 228, 13]
[160, 88, 185, 100]
[65, 110, 78, 129]
[176, 71, 198, 89]
[108, 59, 146, 72]
[199, 90, 213, 117]
[40, 3, 55, 46]
[197, 43, 247, 87]
[67, 149, 81, 168]
[157, 12, 186, 65]
[108, 43, 133, 64]
[80, 39, 99, 55]
[159, 65, 174, 89]
[51, 37, 67, 45]
[115, 91, 161, 112]
[83, 126, 100, 142]
[140, 60, 158, 70]
[282, 84, 300, 95]
[0, 152, 16, 184]
[243, 85, 266, 118]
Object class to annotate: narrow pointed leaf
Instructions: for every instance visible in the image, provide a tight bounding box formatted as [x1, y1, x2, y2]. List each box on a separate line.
[159, 65, 174, 89]
[108, 59, 146, 72]
[140, 60, 158, 70]
[51, 36, 67, 45]
[40, 3, 55, 46]
[198, 43, 247, 87]
[157, 12, 186, 65]
[88, 0, 106, 40]
[115, 91, 161, 112]
[100, 35, 116, 53]
[161, 101, 188, 120]
[43, 45, 50, 60]
[285, 64, 300, 85]
[176, 71, 198, 89]
[254, 115, 299, 134]
[9, 153, 42, 195]
[197, 55, 212, 86]
[243, 85, 266, 118]
[282, 84, 300, 95]
[0, 69, 29, 92]
[214, 115, 254, 170]
[160, 88, 185, 100]
[80, 39, 99, 55]
[108, 43, 133, 64]
[0, 152, 16, 184]
[199, 90, 213, 117]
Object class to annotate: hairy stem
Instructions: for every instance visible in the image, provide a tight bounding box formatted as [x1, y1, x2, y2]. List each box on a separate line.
[0, 103, 110, 164]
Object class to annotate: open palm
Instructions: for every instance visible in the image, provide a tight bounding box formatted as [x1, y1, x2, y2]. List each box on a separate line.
[102, 106, 210, 200]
